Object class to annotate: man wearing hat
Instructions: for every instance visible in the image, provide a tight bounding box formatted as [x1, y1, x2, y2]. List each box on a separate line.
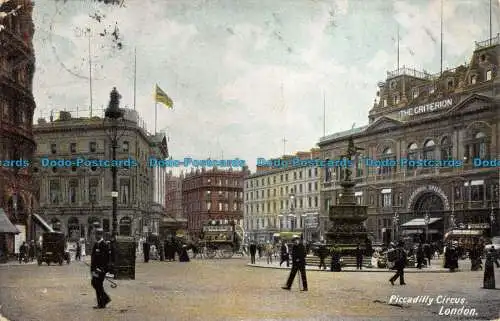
[389, 240, 407, 286]
[91, 228, 111, 308]
[282, 236, 308, 291]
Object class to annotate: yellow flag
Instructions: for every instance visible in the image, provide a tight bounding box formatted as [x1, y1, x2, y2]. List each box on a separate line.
[155, 84, 173, 109]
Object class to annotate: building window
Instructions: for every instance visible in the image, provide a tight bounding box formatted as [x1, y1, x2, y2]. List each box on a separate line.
[356, 154, 364, 177]
[308, 183, 312, 192]
[407, 143, 418, 168]
[206, 190, 211, 197]
[356, 195, 363, 205]
[69, 179, 78, 203]
[382, 193, 392, 208]
[70, 143, 76, 153]
[123, 141, 129, 152]
[423, 139, 435, 160]
[50, 144, 57, 154]
[440, 137, 452, 160]
[233, 202, 237, 211]
[470, 74, 477, 84]
[224, 203, 229, 211]
[299, 171, 302, 179]
[412, 88, 419, 98]
[89, 142, 97, 152]
[308, 169, 312, 177]
[285, 174, 288, 181]
[393, 93, 400, 105]
[447, 78, 454, 89]
[314, 196, 318, 207]
[380, 147, 395, 175]
[471, 185, 484, 201]
[472, 132, 488, 159]
[89, 179, 98, 202]
[120, 179, 130, 204]
[308, 197, 312, 207]
[486, 70, 492, 81]
[50, 180, 60, 204]
[299, 184, 303, 193]
[218, 202, 222, 211]
[280, 175, 283, 182]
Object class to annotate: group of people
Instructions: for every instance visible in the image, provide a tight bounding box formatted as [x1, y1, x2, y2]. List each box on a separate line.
[141, 238, 190, 263]
[18, 240, 38, 263]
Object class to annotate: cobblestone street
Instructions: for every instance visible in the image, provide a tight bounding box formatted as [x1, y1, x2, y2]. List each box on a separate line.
[0, 258, 498, 321]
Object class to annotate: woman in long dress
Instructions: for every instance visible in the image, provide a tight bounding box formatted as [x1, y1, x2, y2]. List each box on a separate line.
[483, 247, 499, 289]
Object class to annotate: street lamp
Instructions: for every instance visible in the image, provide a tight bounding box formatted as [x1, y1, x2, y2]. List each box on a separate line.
[392, 211, 399, 241]
[424, 211, 430, 242]
[103, 87, 125, 238]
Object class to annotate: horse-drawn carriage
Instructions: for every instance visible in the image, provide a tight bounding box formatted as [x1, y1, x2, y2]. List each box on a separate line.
[198, 221, 240, 259]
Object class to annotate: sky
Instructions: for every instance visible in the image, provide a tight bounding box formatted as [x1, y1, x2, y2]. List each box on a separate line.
[30, 0, 500, 172]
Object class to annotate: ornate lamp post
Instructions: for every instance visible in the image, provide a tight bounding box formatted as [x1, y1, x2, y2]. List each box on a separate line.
[424, 211, 430, 242]
[103, 87, 125, 238]
[392, 211, 399, 242]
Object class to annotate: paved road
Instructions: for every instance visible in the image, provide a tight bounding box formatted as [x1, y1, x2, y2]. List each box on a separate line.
[0, 258, 498, 321]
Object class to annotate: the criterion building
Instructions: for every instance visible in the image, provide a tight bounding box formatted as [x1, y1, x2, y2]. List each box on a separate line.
[318, 35, 500, 245]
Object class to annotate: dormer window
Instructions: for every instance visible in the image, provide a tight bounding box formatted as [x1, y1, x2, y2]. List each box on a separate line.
[390, 80, 397, 89]
[470, 74, 477, 84]
[486, 70, 492, 81]
[393, 93, 400, 105]
[412, 88, 419, 99]
[447, 78, 454, 89]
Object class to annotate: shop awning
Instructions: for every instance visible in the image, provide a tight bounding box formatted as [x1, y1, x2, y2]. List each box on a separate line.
[402, 229, 440, 234]
[401, 217, 442, 228]
[32, 213, 54, 232]
[0, 208, 19, 234]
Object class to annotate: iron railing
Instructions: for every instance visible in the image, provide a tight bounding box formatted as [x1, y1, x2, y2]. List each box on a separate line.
[475, 33, 500, 49]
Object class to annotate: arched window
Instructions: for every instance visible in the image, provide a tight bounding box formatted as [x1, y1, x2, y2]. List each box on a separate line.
[407, 143, 418, 168]
[472, 132, 488, 159]
[440, 137, 452, 160]
[380, 147, 395, 175]
[423, 139, 435, 160]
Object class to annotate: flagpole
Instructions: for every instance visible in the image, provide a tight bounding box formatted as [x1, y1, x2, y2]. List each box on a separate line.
[155, 101, 157, 134]
[397, 25, 400, 70]
[134, 47, 137, 110]
[440, 0, 443, 76]
[323, 91, 326, 137]
[89, 34, 93, 117]
[489, 0, 492, 45]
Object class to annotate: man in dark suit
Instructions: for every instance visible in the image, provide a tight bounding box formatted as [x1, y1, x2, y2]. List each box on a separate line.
[282, 237, 308, 291]
[389, 241, 407, 286]
[91, 228, 111, 309]
[249, 242, 257, 264]
[279, 241, 289, 267]
[355, 244, 363, 270]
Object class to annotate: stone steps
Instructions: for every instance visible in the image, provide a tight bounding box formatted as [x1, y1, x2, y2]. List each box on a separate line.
[305, 255, 372, 267]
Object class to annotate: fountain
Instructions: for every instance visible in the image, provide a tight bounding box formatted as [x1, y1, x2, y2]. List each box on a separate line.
[325, 136, 372, 258]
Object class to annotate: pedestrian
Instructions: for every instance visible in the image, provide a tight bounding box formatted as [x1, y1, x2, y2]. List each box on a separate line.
[279, 240, 290, 267]
[257, 243, 263, 260]
[75, 241, 82, 261]
[179, 245, 190, 262]
[483, 246, 500, 289]
[29, 240, 35, 262]
[330, 247, 341, 272]
[318, 244, 328, 270]
[355, 244, 363, 270]
[143, 239, 150, 263]
[282, 237, 308, 291]
[19, 242, 27, 263]
[424, 243, 432, 267]
[445, 243, 459, 272]
[90, 228, 111, 309]
[389, 241, 407, 286]
[265, 241, 273, 264]
[416, 243, 424, 269]
[249, 242, 257, 264]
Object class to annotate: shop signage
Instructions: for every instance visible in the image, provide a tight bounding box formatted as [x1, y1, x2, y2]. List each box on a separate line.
[407, 185, 450, 211]
[203, 225, 232, 232]
[467, 223, 490, 229]
[399, 98, 454, 118]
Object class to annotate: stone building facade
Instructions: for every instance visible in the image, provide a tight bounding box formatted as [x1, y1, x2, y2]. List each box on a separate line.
[244, 149, 321, 242]
[318, 36, 500, 243]
[0, 0, 36, 253]
[161, 171, 187, 237]
[183, 167, 248, 237]
[32, 109, 168, 244]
